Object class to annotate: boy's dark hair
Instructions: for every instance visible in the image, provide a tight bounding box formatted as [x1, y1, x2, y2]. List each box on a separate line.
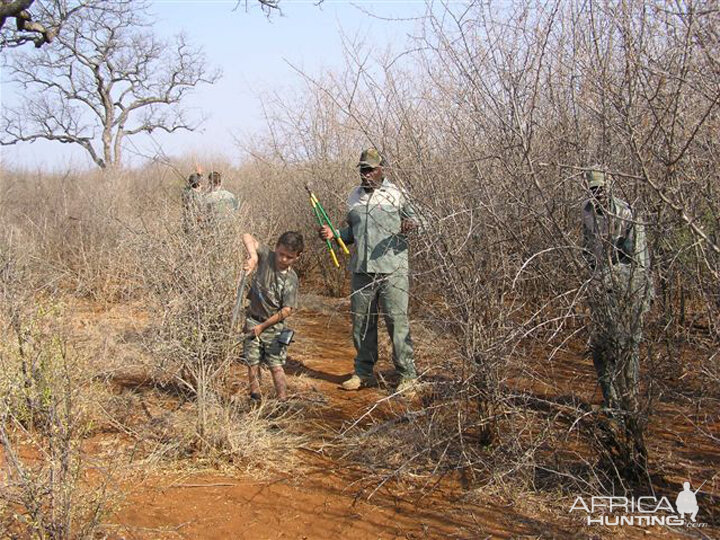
[277, 231, 304, 254]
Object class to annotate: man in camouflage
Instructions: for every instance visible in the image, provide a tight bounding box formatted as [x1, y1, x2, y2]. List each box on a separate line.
[320, 148, 419, 392]
[204, 171, 238, 223]
[181, 171, 205, 233]
[241, 231, 303, 401]
[582, 168, 653, 414]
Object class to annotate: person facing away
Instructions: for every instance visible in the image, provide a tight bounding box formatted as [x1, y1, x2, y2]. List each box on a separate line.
[181, 171, 205, 232]
[241, 231, 303, 401]
[581, 167, 652, 411]
[319, 148, 420, 394]
[204, 171, 238, 223]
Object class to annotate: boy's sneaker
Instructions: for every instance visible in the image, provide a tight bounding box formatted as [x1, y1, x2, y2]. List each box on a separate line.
[341, 374, 376, 391]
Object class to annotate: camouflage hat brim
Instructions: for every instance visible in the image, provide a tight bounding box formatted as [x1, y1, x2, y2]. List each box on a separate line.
[586, 170, 606, 188]
[357, 148, 383, 168]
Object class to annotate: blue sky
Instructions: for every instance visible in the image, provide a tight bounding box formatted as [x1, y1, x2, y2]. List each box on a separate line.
[1, 0, 429, 171]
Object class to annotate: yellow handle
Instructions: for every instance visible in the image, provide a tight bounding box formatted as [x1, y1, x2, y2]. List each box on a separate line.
[311, 193, 349, 255]
[336, 236, 350, 255]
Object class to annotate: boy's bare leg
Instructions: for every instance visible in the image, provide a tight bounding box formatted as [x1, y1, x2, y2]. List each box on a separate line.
[248, 365, 261, 398]
[270, 366, 287, 401]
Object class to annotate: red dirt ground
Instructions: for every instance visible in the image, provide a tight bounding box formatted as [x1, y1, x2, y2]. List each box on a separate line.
[4, 297, 717, 539]
[105, 307, 520, 539]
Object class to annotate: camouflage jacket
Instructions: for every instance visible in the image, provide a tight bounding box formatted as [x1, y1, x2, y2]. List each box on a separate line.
[204, 188, 238, 220]
[339, 178, 417, 274]
[181, 187, 204, 229]
[582, 195, 650, 271]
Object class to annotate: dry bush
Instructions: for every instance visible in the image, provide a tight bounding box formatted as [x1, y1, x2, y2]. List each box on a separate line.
[0, 0, 717, 522]
[120, 187, 292, 457]
[0, 167, 168, 302]
[0, 161, 315, 493]
[0, 252, 116, 539]
[237, 0, 720, 496]
[126, 396, 309, 476]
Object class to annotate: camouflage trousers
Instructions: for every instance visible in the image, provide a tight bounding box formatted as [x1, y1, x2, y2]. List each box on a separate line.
[243, 317, 288, 368]
[588, 264, 653, 411]
[351, 272, 417, 381]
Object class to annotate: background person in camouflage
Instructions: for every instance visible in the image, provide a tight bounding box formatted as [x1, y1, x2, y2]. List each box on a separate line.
[582, 168, 653, 414]
[320, 148, 419, 393]
[241, 231, 303, 401]
[204, 171, 238, 223]
[181, 171, 205, 233]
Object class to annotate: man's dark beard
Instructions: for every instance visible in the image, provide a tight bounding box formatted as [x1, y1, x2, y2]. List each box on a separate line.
[361, 180, 377, 192]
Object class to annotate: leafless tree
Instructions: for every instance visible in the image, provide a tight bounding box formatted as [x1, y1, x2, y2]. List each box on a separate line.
[236, 0, 325, 17]
[1, 0, 301, 48]
[0, 0, 87, 48]
[0, 0, 220, 169]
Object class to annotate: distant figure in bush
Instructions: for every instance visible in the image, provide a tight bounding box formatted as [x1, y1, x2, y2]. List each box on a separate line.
[582, 168, 653, 413]
[204, 171, 238, 223]
[241, 231, 303, 401]
[319, 148, 419, 393]
[181, 171, 205, 233]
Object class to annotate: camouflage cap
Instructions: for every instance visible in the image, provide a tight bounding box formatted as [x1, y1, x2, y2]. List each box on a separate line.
[585, 169, 606, 189]
[357, 148, 383, 168]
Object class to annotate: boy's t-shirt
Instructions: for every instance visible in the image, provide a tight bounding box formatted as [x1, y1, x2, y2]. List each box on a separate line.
[247, 244, 299, 322]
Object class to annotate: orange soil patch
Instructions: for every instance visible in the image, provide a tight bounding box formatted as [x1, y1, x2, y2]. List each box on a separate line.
[103, 306, 575, 538]
[111, 473, 496, 539]
[6, 296, 715, 539]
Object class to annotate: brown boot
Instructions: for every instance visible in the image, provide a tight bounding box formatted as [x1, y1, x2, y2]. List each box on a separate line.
[270, 366, 287, 401]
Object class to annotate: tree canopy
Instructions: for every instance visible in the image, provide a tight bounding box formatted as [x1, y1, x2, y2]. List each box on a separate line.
[1, 0, 220, 168]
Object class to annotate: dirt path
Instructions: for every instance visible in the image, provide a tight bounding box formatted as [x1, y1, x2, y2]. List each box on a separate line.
[60, 297, 717, 539]
[105, 303, 567, 539]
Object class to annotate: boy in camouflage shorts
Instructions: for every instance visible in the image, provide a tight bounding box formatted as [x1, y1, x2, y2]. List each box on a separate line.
[241, 231, 303, 401]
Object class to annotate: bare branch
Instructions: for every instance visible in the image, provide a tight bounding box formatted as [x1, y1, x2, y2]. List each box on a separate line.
[1, 0, 220, 168]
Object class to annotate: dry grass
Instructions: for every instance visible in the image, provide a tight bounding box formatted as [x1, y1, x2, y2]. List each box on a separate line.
[0, 1, 718, 535]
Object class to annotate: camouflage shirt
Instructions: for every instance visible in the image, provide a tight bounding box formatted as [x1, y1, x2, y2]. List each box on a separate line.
[181, 187, 204, 230]
[339, 178, 417, 274]
[582, 195, 650, 271]
[205, 188, 238, 220]
[247, 244, 299, 322]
